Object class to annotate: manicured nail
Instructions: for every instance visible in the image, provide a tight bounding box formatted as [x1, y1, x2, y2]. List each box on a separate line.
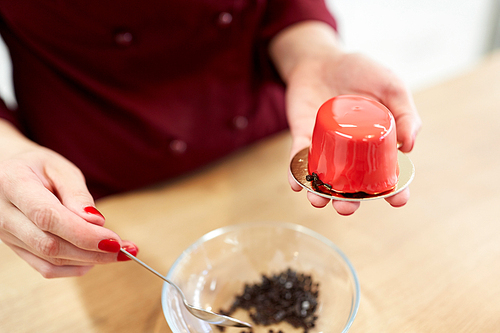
[98, 239, 121, 252]
[117, 245, 138, 261]
[84, 206, 105, 219]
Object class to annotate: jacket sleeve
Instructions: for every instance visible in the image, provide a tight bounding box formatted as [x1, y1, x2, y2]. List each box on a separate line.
[0, 98, 19, 128]
[255, 0, 338, 82]
[259, 0, 337, 42]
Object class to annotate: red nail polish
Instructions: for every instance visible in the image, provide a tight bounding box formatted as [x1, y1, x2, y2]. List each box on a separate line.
[117, 246, 138, 261]
[84, 206, 105, 219]
[98, 239, 121, 252]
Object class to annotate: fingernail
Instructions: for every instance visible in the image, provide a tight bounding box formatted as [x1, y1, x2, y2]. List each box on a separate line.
[84, 206, 105, 219]
[117, 245, 139, 261]
[98, 239, 121, 252]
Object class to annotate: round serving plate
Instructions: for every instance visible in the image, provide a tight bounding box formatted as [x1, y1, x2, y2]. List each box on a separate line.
[290, 147, 415, 202]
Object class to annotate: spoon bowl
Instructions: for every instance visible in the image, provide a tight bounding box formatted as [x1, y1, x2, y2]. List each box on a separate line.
[119, 248, 251, 328]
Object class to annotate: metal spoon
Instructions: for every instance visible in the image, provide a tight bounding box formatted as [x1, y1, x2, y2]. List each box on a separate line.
[119, 248, 251, 328]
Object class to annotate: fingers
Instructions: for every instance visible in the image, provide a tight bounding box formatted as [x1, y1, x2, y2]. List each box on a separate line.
[287, 136, 311, 192]
[300, 186, 408, 214]
[308, 187, 409, 215]
[3, 223, 138, 278]
[306, 191, 330, 207]
[303, 187, 409, 214]
[385, 187, 410, 207]
[7, 243, 94, 279]
[0, 148, 140, 278]
[306, 191, 405, 215]
[305, 191, 361, 215]
[0, 201, 138, 264]
[0, 167, 139, 278]
[288, 171, 303, 192]
[39, 152, 107, 227]
[3, 176, 121, 252]
[331, 200, 361, 216]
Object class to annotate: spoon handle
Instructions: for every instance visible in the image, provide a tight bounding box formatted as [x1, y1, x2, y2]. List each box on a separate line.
[119, 248, 172, 286]
[119, 248, 252, 328]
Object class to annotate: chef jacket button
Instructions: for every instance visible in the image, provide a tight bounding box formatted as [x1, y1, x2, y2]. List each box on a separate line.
[217, 12, 233, 27]
[169, 139, 187, 154]
[232, 116, 249, 130]
[114, 31, 133, 47]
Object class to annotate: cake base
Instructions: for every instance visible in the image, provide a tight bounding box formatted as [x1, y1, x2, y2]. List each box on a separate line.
[290, 148, 415, 202]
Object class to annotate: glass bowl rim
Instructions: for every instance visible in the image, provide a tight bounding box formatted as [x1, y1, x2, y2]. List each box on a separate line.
[161, 221, 360, 332]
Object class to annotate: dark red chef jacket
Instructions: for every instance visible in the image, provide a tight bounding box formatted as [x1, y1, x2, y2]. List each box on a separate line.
[0, 1, 336, 198]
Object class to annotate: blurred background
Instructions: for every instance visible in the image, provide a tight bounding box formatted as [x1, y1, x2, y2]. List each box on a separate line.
[0, 0, 499, 108]
[328, 0, 499, 90]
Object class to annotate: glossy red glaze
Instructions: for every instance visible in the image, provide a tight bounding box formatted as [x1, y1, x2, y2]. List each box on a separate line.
[308, 95, 399, 194]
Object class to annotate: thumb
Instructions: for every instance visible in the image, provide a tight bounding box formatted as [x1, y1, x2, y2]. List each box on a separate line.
[380, 86, 422, 153]
[288, 133, 312, 192]
[395, 112, 421, 153]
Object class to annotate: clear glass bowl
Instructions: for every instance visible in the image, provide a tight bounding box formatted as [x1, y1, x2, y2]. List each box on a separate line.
[161, 222, 359, 333]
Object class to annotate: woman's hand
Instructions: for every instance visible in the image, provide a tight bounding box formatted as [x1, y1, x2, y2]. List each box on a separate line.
[270, 21, 422, 215]
[0, 120, 137, 278]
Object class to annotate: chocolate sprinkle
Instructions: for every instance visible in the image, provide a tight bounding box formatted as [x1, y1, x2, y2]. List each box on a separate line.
[218, 268, 320, 333]
[306, 172, 388, 198]
[306, 172, 334, 193]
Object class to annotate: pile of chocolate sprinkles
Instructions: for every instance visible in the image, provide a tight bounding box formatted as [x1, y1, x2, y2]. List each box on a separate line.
[219, 268, 319, 333]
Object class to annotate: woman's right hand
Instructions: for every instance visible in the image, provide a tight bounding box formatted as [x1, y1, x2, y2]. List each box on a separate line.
[0, 121, 137, 278]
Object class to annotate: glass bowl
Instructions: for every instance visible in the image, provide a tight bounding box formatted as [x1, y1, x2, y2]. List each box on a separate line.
[161, 222, 359, 333]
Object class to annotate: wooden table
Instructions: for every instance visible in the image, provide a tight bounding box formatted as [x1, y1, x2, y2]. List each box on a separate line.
[2, 52, 500, 333]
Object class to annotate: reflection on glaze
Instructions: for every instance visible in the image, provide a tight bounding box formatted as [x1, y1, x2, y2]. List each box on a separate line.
[308, 95, 399, 194]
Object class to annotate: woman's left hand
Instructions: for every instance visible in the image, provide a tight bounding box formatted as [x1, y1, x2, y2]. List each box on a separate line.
[270, 21, 422, 215]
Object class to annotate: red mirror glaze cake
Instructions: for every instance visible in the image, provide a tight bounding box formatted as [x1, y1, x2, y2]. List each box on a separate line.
[308, 95, 399, 195]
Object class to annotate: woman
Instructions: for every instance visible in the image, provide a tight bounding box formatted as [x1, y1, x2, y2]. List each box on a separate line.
[0, 0, 421, 278]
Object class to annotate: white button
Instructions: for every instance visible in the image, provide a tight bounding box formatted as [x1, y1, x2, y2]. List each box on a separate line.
[169, 139, 187, 154]
[232, 116, 248, 130]
[217, 12, 233, 27]
[114, 31, 133, 46]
